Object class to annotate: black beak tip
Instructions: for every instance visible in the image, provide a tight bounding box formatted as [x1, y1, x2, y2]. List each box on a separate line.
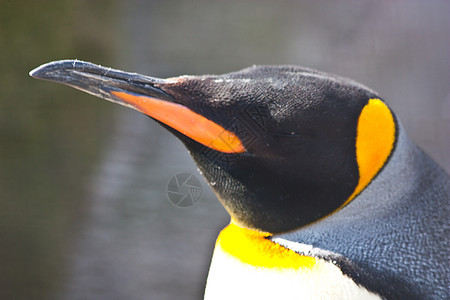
[29, 64, 47, 79]
[30, 60, 65, 80]
[29, 59, 92, 80]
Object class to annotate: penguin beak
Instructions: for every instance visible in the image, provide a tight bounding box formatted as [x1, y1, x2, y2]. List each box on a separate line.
[30, 60, 245, 153]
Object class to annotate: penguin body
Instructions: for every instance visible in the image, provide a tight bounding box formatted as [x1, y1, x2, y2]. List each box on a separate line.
[30, 61, 450, 300]
[204, 223, 382, 300]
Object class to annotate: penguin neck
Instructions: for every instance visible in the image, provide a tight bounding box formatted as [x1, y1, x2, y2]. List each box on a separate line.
[192, 154, 356, 234]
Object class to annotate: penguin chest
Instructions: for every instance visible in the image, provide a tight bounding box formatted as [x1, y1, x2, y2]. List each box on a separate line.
[204, 223, 380, 300]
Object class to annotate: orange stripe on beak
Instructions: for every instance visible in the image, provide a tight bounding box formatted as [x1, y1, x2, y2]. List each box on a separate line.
[111, 91, 246, 154]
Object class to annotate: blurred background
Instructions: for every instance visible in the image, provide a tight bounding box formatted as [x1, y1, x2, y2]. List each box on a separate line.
[0, 0, 449, 299]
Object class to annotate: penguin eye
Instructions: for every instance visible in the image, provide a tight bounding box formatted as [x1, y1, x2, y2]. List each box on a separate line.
[272, 132, 302, 139]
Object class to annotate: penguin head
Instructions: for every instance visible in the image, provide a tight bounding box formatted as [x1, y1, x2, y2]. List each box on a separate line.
[30, 61, 397, 233]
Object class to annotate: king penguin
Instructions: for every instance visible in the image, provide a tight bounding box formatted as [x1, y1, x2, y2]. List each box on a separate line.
[30, 60, 449, 300]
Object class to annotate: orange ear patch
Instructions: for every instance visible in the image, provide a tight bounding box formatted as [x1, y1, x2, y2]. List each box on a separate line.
[111, 91, 245, 153]
[344, 99, 396, 206]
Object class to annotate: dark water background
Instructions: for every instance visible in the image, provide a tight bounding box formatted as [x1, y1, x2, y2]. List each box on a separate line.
[0, 1, 449, 299]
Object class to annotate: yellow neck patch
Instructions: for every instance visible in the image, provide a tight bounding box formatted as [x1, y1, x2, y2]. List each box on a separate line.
[343, 98, 396, 206]
[216, 222, 316, 269]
